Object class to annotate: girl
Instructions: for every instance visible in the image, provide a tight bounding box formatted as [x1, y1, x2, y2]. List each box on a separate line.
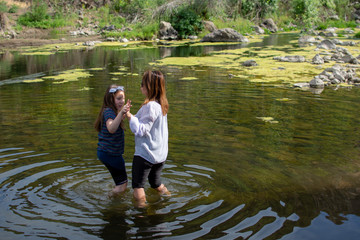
[95, 85, 131, 196]
[126, 70, 170, 207]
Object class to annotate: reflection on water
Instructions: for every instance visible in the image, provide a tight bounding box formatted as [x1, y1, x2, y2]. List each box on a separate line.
[1, 34, 360, 239]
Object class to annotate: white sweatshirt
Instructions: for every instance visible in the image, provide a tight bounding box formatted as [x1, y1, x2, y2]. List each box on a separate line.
[129, 101, 168, 164]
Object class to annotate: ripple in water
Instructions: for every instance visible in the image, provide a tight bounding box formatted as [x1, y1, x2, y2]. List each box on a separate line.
[1, 147, 359, 239]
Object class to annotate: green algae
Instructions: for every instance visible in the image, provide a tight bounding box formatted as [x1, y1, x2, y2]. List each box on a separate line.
[180, 77, 198, 80]
[77, 87, 92, 91]
[42, 69, 92, 84]
[89, 68, 105, 71]
[276, 98, 291, 101]
[256, 117, 279, 124]
[23, 79, 45, 83]
[151, 43, 343, 84]
[20, 43, 88, 56]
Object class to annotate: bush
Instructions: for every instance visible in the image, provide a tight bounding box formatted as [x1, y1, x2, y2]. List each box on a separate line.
[354, 32, 360, 38]
[17, 4, 70, 29]
[0, 1, 7, 13]
[317, 20, 357, 30]
[170, 7, 203, 39]
[8, 4, 19, 13]
[102, 22, 158, 40]
[211, 17, 253, 35]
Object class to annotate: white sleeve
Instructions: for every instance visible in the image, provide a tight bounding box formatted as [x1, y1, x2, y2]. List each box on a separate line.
[129, 103, 158, 137]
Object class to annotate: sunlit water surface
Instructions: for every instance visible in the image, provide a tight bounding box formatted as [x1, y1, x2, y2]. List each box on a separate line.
[1, 34, 360, 239]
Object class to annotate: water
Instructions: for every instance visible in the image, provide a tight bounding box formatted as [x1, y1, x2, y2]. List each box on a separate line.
[1, 34, 360, 239]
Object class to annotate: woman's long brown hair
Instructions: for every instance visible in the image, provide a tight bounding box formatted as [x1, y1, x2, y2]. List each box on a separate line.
[94, 85, 125, 132]
[141, 70, 169, 115]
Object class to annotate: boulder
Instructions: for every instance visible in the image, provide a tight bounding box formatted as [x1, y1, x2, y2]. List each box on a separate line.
[310, 77, 325, 88]
[317, 39, 336, 49]
[253, 26, 264, 34]
[159, 21, 178, 40]
[0, 13, 10, 32]
[200, 28, 249, 42]
[312, 54, 324, 64]
[299, 35, 316, 44]
[260, 19, 278, 33]
[273, 55, 305, 62]
[203, 21, 217, 32]
[242, 60, 258, 67]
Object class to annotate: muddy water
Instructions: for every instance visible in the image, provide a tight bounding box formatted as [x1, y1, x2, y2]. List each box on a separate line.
[1, 34, 360, 239]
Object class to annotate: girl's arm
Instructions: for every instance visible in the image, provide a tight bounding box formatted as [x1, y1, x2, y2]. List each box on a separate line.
[106, 102, 130, 134]
[128, 103, 158, 137]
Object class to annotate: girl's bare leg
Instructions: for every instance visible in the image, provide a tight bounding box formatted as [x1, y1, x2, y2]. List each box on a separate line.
[133, 188, 147, 208]
[155, 184, 171, 196]
[113, 182, 127, 193]
[108, 182, 127, 198]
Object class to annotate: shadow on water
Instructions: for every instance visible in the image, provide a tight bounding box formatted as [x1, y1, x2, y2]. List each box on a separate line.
[1, 33, 360, 239]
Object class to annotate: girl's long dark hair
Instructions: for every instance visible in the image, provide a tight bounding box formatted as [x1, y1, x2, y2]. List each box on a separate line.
[95, 85, 125, 132]
[141, 70, 169, 115]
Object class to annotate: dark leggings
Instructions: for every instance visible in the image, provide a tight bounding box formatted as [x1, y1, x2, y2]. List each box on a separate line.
[97, 150, 128, 186]
[132, 155, 164, 189]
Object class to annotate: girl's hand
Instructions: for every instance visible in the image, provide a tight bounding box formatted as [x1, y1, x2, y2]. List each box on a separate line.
[120, 99, 132, 114]
[126, 111, 132, 120]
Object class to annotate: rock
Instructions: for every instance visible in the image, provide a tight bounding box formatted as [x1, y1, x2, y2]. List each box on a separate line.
[188, 35, 198, 40]
[344, 28, 355, 34]
[317, 39, 336, 49]
[325, 27, 337, 33]
[310, 77, 325, 88]
[299, 35, 316, 44]
[106, 37, 116, 42]
[294, 83, 310, 88]
[101, 25, 116, 31]
[331, 78, 341, 84]
[200, 28, 249, 42]
[203, 21, 217, 32]
[119, 38, 129, 43]
[329, 15, 340, 20]
[325, 32, 337, 37]
[0, 13, 10, 32]
[253, 26, 264, 34]
[341, 41, 357, 46]
[159, 21, 178, 40]
[312, 54, 324, 64]
[323, 56, 331, 62]
[83, 41, 94, 46]
[260, 18, 278, 33]
[273, 55, 305, 62]
[242, 60, 258, 67]
[352, 77, 360, 83]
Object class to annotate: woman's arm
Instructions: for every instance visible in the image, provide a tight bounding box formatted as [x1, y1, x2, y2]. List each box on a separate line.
[128, 103, 158, 137]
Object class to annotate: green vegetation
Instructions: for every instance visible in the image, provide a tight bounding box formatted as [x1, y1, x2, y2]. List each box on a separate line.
[355, 31, 360, 38]
[5, 0, 359, 39]
[170, 7, 203, 39]
[0, 1, 8, 13]
[17, 1, 74, 28]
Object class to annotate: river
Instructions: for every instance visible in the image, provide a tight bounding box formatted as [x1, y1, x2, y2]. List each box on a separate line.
[1, 33, 360, 239]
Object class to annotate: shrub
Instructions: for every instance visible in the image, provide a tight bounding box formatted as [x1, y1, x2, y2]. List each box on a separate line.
[354, 32, 360, 38]
[17, 3, 69, 29]
[8, 4, 19, 13]
[0, 1, 7, 13]
[170, 7, 203, 39]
